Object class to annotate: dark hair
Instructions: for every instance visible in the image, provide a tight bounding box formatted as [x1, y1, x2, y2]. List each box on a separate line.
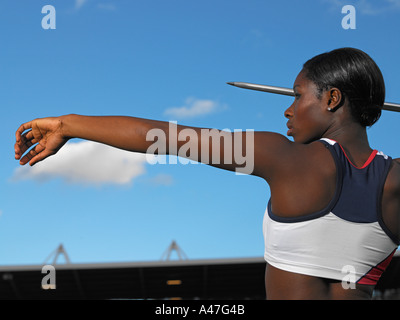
[302, 47, 385, 127]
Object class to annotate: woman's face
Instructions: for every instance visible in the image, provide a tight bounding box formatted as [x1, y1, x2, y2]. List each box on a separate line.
[284, 70, 332, 144]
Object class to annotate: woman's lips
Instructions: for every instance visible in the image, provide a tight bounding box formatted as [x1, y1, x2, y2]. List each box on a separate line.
[286, 123, 293, 136]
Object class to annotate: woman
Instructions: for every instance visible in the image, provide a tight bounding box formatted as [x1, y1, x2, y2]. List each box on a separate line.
[15, 48, 400, 299]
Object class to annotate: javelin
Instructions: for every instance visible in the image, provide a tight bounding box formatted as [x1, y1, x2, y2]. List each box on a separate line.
[227, 82, 400, 113]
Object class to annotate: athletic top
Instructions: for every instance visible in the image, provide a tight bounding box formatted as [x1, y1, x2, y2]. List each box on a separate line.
[263, 138, 399, 285]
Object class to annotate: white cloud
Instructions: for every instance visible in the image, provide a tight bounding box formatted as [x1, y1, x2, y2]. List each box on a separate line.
[75, 0, 89, 10]
[74, 0, 117, 11]
[97, 3, 117, 11]
[324, 0, 400, 15]
[12, 141, 153, 186]
[164, 98, 226, 119]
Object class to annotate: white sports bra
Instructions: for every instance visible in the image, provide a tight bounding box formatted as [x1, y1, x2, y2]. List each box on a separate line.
[263, 138, 399, 285]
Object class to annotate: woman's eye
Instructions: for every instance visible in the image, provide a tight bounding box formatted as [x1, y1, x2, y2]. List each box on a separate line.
[294, 93, 301, 100]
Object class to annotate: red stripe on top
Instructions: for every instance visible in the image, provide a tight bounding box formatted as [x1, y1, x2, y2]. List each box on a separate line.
[337, 144, 378, 169]
[357, 249, 396, 285]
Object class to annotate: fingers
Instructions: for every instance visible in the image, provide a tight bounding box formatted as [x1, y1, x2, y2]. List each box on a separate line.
[14, 130, 38, 161]
[15, 117, 60, 166]
[29, 146, 51, 167]
[17, 142, 37, 165]
[15, 121, 33, 143]
[18, 143, 47, 166]
[14, 141, 32, 161]
[15, 119, 42, 162]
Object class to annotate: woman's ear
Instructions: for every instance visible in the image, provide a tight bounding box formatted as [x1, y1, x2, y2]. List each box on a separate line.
[326, 88, 344, 112]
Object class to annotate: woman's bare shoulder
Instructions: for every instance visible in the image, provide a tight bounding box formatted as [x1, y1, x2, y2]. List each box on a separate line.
[252, 133, 331, 180]
[391, 158, 400, 176]
[386, 159, 400, 193]
[392, 158, 400, 179]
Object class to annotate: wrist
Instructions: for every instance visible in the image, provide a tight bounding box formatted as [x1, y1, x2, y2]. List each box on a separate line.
[59, 114, 78, 139]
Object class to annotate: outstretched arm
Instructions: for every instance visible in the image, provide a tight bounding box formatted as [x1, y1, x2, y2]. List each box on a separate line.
[15, 114, 293, 180]
[15, 114, 171, 166]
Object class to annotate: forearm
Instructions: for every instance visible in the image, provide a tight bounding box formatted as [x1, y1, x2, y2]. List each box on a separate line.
[58, 114, 256, 175]
[60, 114, 170, 154]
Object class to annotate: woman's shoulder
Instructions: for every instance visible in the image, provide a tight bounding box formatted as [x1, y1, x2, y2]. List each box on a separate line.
[392, 158, 400, 178]
[391, 158, 400, 175]
[386, 159, 400, 193]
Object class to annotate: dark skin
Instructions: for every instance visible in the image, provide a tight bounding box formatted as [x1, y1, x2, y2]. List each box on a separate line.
[14, 70, 400, 300]
[263, 71, 400, 299]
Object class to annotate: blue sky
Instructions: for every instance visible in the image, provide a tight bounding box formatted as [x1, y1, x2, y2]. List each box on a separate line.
[1, 0, 400, 265]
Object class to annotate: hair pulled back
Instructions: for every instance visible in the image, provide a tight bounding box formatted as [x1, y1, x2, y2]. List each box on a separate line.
[303, 47, 385, 127]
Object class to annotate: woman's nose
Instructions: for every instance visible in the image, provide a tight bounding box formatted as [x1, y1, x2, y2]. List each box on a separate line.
[284, 103, 294, 119]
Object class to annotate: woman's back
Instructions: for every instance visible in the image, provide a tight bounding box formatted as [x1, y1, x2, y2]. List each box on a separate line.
[262, 137, 400, 299]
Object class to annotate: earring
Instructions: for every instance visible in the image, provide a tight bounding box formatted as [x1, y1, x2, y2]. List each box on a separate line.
[327, 99, 333, 111]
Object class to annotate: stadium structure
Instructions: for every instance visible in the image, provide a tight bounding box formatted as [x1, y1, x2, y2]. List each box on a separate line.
[0, 242, 399, 300]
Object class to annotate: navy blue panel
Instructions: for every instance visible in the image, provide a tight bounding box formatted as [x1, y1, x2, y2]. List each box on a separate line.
[267, 139, 393, 226]
[331, 143, 392, 223]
